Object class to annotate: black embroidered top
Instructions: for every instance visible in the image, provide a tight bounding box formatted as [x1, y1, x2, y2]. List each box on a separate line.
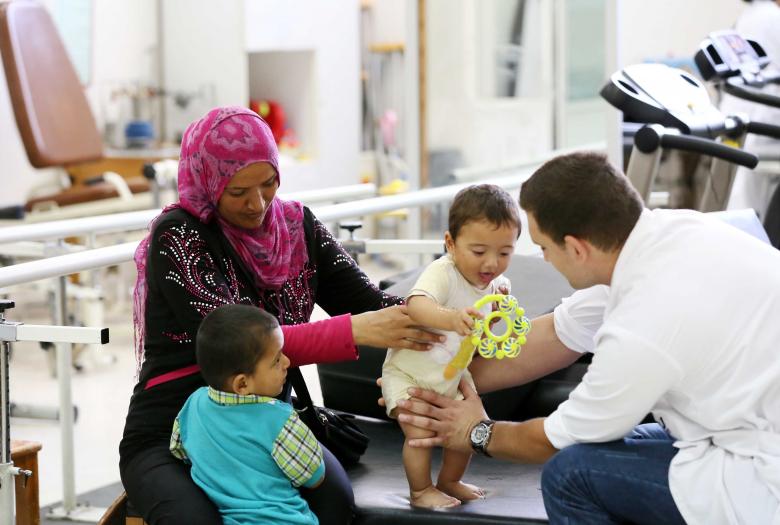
[120, 206, 399, 460]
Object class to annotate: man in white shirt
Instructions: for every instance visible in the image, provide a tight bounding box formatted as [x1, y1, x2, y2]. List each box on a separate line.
[394, 152, 780, 524]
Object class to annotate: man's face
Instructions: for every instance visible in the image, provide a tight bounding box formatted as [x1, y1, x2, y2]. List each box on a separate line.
[527, 213, 593, 290]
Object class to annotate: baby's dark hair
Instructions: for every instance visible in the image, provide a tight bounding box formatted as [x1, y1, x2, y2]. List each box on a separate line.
[448, 184, 521, 239]
[196, 304, 280, 390]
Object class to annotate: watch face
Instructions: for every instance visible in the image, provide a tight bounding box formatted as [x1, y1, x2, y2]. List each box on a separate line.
[471, 423, 488, 444]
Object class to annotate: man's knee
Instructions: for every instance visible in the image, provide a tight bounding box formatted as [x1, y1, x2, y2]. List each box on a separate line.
[541, 444, 590, 496]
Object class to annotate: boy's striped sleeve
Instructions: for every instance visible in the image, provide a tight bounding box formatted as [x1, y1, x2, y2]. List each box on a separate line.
[272, 411, 324, 488]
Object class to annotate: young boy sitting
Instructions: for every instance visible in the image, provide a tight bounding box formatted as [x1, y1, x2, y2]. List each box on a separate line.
[170, 304, 324, 525]
[381, 184, 521, 509]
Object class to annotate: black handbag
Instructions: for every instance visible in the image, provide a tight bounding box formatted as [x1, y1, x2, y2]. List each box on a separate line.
[289, 367, 369, 465]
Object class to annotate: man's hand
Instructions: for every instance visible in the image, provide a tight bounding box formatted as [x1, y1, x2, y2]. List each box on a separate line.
[394, 378, 488, 453]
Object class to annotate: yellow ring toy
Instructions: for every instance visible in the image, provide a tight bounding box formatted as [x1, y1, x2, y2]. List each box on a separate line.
[443, 294, 531, 379]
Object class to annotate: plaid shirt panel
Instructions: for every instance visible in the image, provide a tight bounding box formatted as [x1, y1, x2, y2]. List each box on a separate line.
[272, 411, 323, 487]
[206, 387, 277, 406]
[169, 417, 189, 462]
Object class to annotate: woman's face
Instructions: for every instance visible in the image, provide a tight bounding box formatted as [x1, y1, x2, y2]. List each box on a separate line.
[217, 162, 279, 229]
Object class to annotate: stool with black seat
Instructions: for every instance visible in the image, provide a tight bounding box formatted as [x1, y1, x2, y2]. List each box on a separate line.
[320, 253, 577, 524]
[96, 491, 147, 525]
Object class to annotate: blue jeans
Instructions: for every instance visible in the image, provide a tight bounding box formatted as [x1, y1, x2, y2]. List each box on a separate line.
[541, 423, 687, 525]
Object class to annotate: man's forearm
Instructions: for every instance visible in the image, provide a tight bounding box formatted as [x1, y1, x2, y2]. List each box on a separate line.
[486, 417, 558, 463]
[471, 313, 581, 393]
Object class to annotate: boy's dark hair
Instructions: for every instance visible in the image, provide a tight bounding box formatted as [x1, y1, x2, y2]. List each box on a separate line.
[196, 304, 280, 390]
[448, 184, 521, 239]
[519, 151, 642, 251]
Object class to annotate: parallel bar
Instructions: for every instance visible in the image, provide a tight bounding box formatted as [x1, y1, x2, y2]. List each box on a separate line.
[313, 169, 539, 223]
[0, 149, 605, 289]
[0, 184, 377, 245]
[0, 242, 137, 288]
[15, 324, 108, 345]
[363, 239, 444, 255]
[0, 210, 159, 245]
[451, 142, 607, 181]
[282, 183, 376, 204]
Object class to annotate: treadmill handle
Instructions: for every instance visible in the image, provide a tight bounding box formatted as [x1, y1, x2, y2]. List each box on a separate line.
[635, 125, 758, 169]
[745, 121, 780, 140]
[724, 79, 780, 109]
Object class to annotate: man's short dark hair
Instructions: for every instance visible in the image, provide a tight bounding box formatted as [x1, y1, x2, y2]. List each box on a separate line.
[196, 304, 280, 390]
[448, 184, 521, 239]
[519, 152, 642, 251]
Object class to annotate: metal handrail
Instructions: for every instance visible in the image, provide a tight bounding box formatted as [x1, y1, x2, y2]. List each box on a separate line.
[0, 183, 377, 245]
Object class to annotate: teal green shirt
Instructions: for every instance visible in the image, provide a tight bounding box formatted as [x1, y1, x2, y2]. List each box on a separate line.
[171, 387, 324, 525]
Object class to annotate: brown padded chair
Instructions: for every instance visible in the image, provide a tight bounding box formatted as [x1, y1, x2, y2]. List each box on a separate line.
[0, 0, 148, 212]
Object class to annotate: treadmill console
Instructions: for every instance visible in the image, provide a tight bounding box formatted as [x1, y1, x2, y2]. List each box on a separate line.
[601, 63, 727, 137]
[696, 30, 771, 80]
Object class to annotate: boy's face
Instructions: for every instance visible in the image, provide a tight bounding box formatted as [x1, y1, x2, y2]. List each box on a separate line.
[243, 327, 289, 397]
[445, 219, 517, 289]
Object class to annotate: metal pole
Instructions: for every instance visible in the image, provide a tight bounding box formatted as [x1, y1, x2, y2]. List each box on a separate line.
[0, 330, 12, 525]
[54, 275, 77, 513]
[405, 0, 422, 266]
[625, 146, 663, 203]
[700, 132, 747, 212]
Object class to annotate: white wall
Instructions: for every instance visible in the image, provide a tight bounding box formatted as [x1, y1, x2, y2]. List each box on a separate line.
[426, 0, 554, 170]
[619, 0, 747, 67]
[160, 0, 247, 143]
[243, 0, 361, 192]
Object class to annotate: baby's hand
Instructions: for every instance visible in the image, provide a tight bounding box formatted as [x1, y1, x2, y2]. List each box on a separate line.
[449, 307, 482, 336]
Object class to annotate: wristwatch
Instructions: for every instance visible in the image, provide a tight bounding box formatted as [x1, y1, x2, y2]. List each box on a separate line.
[469, 419, 495, 457]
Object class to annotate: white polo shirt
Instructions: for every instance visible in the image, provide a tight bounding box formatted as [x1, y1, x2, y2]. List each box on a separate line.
[546, 209, 780, 525]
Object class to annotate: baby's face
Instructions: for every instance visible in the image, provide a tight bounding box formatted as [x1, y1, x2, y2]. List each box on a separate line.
[245, 328, 289, 397]
[445, 219, 517, 289]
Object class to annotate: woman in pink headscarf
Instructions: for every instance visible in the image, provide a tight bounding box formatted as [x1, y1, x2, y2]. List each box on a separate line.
[119, 107, 439, 525]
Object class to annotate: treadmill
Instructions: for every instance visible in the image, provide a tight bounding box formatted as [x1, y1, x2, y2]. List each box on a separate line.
[695, 30, 780, 112]
[696, 30, 780, 248]
[601, 63, 780, 212]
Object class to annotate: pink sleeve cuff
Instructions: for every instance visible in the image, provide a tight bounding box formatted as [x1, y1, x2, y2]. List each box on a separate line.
[281, 314, 358, 368]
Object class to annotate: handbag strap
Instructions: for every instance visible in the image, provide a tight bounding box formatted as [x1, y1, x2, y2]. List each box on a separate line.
[288, 367, 315, 411]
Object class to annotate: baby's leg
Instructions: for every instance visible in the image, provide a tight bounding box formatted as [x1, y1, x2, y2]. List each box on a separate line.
[437, 448, 485, 501]
[396, 408, 460, 509]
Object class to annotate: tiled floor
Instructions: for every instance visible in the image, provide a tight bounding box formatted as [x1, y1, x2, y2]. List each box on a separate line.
[6, 257, 403, 514]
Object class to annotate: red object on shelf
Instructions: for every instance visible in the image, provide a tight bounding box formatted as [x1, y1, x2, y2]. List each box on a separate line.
[249, 99, 286, 145]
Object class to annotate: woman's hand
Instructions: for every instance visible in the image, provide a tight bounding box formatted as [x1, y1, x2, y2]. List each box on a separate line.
[394, 379, 488, 453]
[351, 305, 444, 350]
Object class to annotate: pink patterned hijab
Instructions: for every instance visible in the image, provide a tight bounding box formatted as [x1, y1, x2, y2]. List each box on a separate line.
[133, 106, 307, 368]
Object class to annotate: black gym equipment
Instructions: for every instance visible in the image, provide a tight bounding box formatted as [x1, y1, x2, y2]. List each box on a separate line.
[695, 31, 780, 110]
[601, 62, 780, 212]
[696, 30, 780, 249]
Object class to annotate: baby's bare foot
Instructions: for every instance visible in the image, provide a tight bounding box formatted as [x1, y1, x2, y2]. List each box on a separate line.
[410, 485, 461, 509]
[437, 480, 485, 501]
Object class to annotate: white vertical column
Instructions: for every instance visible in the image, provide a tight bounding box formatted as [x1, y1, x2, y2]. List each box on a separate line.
[54, 276, 77, 513]
[605, 0, 623, 168]
[405, 0, 422, 265]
